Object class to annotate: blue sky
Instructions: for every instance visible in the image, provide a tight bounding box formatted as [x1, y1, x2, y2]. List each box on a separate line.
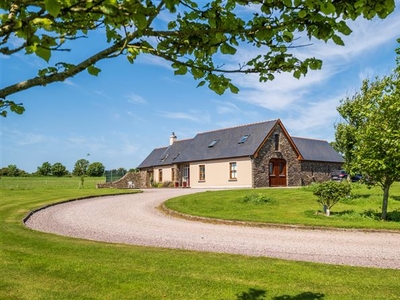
[1, 4, 400, 173]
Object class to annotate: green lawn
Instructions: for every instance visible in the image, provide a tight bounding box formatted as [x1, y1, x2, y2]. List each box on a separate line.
[1, 177, 400, 299]
[165, 183, 400, 230]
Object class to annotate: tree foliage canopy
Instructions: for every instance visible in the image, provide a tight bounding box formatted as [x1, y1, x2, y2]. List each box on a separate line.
[1, 0, 395, 116]
[313, 180, 351, 216]
[72, 158, 89, 176]
[335, 41, 400, 219]
[87, 162, 105, 177]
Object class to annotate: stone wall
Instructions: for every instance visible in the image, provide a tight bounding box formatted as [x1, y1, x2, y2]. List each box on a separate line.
[97, 171, 147, 189]
[298, 161, 342, 186]
[252, 124, 342, 187]
[252, 125, 300, 187]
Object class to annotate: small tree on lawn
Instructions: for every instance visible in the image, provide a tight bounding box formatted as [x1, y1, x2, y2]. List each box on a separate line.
[313, 181, 351, 216]
[73, 159, 89, 187]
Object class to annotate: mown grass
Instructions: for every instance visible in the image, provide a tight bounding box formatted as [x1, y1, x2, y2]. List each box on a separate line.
[165, 183, 400, 230]
[1, 177, 400, 299]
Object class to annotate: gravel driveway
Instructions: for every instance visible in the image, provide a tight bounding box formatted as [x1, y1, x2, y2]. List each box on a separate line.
[25, 188, 400, 269]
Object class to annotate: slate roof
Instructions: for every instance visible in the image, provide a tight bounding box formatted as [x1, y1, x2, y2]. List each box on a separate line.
[176, 120, 277, 163]
[292, 137, 344, 163]
[137, 119, 343, 168]
[137, 139, 193, 168]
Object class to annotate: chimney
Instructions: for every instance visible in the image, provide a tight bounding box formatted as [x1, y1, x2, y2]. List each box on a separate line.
[169, 132, 177, 145]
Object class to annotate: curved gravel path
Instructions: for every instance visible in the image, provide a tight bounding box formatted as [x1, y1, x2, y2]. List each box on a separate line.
[25, 188, 400, 269]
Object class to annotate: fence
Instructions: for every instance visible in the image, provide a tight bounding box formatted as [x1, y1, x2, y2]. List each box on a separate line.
[104, 170, 126, 183]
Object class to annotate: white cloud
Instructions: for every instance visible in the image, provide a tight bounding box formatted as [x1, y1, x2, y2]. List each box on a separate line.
[158, 110, 211, 123]
[2, 127, 55, 146]
[126, 93, 147, 104]
[222, 7, 400, 118]
[214, 101, 241, 114]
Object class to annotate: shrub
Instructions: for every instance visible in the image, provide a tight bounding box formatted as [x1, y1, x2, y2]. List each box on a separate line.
[313, 181, 351, 216]
[243, 193, 275, 205]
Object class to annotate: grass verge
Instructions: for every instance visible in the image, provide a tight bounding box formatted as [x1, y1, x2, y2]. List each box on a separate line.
[165, 183, 400, 230]
[1, 177, 400, 299]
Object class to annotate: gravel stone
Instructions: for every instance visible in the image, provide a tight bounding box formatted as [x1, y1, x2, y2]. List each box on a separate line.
[24, 188, 400, 269]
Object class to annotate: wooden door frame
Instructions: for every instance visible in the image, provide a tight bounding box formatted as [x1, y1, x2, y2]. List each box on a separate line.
[269, 158, 287, 187]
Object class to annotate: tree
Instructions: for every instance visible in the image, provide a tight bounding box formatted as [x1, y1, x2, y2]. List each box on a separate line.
[313, 180, 351, 216]
[51, 162, 68, 177]
[73, 158, 89, 187]
[335, 41, 400, 220]
[1, 0, 395, 116]
[37, 161, 52, 176]
[87, 162, 105, 177]
[7, 164, 19, 177]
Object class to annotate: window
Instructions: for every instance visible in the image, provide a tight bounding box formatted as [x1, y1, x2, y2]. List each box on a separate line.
[279, 162, 285, 176]
[229, 162, 237, 180]
[274, 133, 280, 151]
[159, 153, 169, 162]
[269, 162, 274, 175]
[171, 168, 175, 182]
[158, 169, 163, 182]
[208, 139, 219, 148]
[199, 165, 205, 181]
[238, 134, 250, 144]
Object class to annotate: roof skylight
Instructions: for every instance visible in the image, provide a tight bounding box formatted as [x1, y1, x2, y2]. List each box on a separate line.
[208, 139, 219, 148]
[159, 153, 169, 161]
[238, 134, 250, 144]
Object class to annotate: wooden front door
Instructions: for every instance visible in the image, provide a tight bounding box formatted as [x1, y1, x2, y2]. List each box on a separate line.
[269, 159, 287, 187]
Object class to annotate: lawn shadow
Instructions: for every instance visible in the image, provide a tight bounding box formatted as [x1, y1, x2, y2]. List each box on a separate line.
[391, 195, 400, 202]
[272, 292, 325, 300]
[329, 210, 356, 217]
[350, 194, 372, 199]
[235, 288, 266, 299]
[234, 289, 324, 300]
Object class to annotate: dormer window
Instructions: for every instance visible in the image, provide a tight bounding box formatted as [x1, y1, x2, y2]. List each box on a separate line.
[208, 139, 219, 148]
[238, 134, 250, 144]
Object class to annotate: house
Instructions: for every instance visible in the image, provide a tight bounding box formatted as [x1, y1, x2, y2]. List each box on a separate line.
[137, 119, 343, 188]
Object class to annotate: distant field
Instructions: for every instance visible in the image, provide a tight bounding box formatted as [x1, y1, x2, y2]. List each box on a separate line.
[1, 177, 400, 299]
[0, 176, 107, 190]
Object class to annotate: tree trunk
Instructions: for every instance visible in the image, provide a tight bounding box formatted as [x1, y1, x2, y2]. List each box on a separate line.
[381, 184, 390, 220]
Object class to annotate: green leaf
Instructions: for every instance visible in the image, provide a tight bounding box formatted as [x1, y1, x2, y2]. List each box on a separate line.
[35, 47, 51, 62]
[220, 43, 237, 55]
[320, 2, 336, 15]
[45, 0, 62, 17]
[196, 80, 206, 88]
[174, 64, 187, 75]
[134, 13, 147, 30]
[332, 35, 345, 46]
[298, 10, 307, 18]
[293, 70, 302, 79]
[87, 66, 101, 76]
[229, 83, 239, 94]
[282, 31, 293, 42]
[192, 68, 205, 79]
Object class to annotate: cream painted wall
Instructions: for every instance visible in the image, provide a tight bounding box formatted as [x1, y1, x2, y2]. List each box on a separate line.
[189, 157, 253, 188]
[153, 165, 174, 183]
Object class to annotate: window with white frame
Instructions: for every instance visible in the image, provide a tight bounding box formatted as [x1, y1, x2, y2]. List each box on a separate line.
[229, 162, 237, 180]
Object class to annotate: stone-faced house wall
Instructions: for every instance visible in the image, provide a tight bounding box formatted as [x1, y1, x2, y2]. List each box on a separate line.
[252, 125, 300, 187]
[298, 161, 342, 185]
[252, 124, 342, 187]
